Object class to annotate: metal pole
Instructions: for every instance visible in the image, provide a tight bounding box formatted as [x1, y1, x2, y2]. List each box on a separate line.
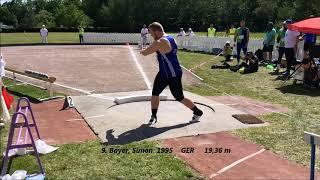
[310, 136, 315, 180]
[13, 72, 16, 85]
[49, 82, 53, 97]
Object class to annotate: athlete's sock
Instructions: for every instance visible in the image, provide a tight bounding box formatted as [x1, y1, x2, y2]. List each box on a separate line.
[152, 109, 158, 118]
[192, 106, 203, 116]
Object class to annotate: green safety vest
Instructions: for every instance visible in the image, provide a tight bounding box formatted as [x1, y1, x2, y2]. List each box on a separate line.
[229, 28, 236, 35]
[79, 28, 84, 35]
[208, 28, 216, 37]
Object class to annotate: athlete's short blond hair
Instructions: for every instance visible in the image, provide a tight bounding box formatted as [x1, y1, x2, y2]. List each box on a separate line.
[148, 22, 164, 32]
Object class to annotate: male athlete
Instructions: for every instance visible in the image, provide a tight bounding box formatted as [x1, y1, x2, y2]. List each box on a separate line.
[140, 22, 203, 125]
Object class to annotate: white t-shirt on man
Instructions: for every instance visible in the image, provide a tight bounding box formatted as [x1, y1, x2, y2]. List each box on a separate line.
[40, 28, 48, 37]
[178, 31, 186, 36]
[141, 28, 148, 37]
[285, 29, 300, 48]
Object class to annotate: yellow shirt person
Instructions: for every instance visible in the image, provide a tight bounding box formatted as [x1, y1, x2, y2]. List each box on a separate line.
[207, 24, 216, 37]
[229, 25, 236, 38]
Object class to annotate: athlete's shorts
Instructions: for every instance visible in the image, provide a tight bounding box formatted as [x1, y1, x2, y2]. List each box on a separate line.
[152, 73, 184, 102]
[263, 45, 274, 52]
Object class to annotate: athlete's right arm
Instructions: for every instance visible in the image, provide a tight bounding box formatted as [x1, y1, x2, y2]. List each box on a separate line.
[140, 38, 171, 56]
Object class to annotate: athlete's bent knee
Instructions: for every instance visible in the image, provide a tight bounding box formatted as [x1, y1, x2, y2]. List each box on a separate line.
[174, 94, 184, 102]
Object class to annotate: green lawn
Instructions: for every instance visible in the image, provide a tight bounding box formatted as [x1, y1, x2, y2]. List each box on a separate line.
[0, 32, 79, 44]
[177, 51, 320, 168]
[0, 78, 199, 179]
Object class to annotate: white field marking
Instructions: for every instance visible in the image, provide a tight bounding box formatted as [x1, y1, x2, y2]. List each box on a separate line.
[85, 115, 106, 119]
[180, 65, 204, 81]
[54, 83, 93, 95]
[88, 94, 115, 101]
[209, 149, 266, 179]
[203, 83, 293, 118]
[65, 119, 84, 122]
[127, 45, 152, 90]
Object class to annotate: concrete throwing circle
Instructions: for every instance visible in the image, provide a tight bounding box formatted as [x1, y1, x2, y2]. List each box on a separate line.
[71, 90, 264, 144]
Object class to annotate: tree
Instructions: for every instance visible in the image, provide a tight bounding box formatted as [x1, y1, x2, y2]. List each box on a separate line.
[35, 10, 55, 27]
[0, 6, 18, 26]
[55, 3, 92, 27]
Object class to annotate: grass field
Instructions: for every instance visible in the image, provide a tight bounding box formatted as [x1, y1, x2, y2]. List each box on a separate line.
[178, 51, 320, 169]
[1, 32, 265, 45]
[0, 32, 79, 44]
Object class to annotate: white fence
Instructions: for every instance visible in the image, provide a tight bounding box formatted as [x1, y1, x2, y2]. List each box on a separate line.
[83, 33, 304, 60]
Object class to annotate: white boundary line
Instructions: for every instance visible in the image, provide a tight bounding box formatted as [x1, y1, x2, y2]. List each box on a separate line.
[86, 115, 106, 119]
[180, 65, 204, 81]
[65, 119, 84, 122]
[209, 149, 266, 178]
[54, 83, 93, 95]
[127, 45, 152, 90]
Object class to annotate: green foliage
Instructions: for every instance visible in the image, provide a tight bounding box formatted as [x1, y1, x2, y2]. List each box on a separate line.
[0, 0, 319, 31]
[34, 10, 55, 28]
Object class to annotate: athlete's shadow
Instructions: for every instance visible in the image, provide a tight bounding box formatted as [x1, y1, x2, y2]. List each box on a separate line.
[104, 122, 198, 145]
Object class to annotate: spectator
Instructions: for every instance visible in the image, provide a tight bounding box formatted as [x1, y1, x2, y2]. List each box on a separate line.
[225, 26, 230, 37]
[177, 28, 186, 37]
[301, 15, 317, 59]
[223, 41, 233, 62]
[230, 51, 259, 74]
[229, 24, 236, 38]
[141, 24, 149, 49]
[40, 25, 48, 43]
[263, 22, 276, 62]
[186, 28, 195, 36]
[207, 24, 216, 37]
[212, 52, 258, 74]
[234, 20, 250, 64]
[284, 19, 300, 76]
[275, 21, 287, 73]
[78, 26, 84, 44]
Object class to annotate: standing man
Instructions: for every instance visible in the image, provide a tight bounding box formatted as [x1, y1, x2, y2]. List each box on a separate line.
[263, 22, 276, 62]
[234, 20, 250, 64]
[177, 28, 186, 37]
[275, 21, 287, 73]
[40, 25, 48, 43]
[186, 28, 195, 37]
[207, 24, 216, 37]
[284, 19, 300, 76]
[229, 24, 236, 39]
[140, 22, 203, 125]
[141, 24, 149, 49]
[302, 15, 317, 59]
[79, 26, 85, 44]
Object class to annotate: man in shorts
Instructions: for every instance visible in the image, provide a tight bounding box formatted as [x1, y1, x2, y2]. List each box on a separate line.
[141, 24, 149, 49]
[140, 22, 203, 125]
[263, 22, 276, 62]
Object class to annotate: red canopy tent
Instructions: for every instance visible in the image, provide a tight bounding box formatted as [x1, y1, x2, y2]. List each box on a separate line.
[288, 17, 320, 35]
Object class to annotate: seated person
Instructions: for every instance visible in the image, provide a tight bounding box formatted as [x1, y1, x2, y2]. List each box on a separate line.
[212, 52, 258, 74]
[223, 41, 233, 62]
